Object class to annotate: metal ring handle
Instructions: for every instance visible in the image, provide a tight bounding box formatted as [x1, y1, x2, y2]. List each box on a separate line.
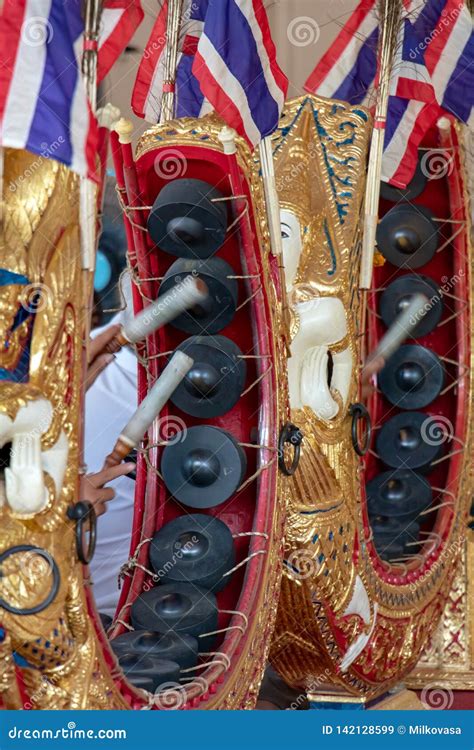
[278, 423, 303, 476]
[0, 545, 60, 616]
[350, 402, 372, 457]
[67, 501, 97, 564]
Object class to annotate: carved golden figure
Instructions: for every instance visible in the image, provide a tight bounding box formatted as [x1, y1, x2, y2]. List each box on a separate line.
[269, 96, 474, 700]
[0, 148, 127, 709]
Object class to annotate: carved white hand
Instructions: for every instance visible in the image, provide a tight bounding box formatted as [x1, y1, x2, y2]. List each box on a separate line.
[300, 346, 339, 420]
[5, 434, 49, 514]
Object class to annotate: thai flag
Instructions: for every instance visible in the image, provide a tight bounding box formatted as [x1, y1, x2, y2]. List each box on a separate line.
[0, 0, 98, 180]
[132, 0, 210, 123]
[98, 1, 144, 82]
[133, 0, 287, 147]
[192, 0, 288, 146]
[305, 0, 473, 188]
[412, 0, 474, 125]
[304, 0, 379, 106]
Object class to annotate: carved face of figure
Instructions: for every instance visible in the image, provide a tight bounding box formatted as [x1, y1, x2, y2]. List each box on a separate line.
[281, 209, 353, 421]
[280, 208, 303, 292]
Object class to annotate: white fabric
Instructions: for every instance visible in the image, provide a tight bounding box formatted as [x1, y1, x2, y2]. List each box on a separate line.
[85, 316, 137, 618]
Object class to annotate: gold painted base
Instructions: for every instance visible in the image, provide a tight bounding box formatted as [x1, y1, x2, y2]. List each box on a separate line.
[406, 670, 474, 692]
[370, 690, 425, 711]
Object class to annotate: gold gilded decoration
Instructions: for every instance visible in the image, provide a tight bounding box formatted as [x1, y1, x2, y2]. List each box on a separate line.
[0, 148, 128, 710]
[269, 95, 474, 700]
[406, 538, 474, 691]
[270, 95, 371, 693]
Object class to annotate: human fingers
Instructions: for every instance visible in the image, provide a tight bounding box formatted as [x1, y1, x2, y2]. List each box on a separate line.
[88, 324, 122, 363]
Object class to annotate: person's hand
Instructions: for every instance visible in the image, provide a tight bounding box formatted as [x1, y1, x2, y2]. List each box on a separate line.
[81, 462, 135, 516]
[361, 355, 385, 399]
[85, 324, 122, 390]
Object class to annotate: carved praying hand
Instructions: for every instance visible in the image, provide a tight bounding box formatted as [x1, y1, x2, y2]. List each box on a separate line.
[5, 433, 49, 514]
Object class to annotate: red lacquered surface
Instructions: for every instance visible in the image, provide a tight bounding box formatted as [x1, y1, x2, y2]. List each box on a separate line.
[108, 136, 280, 708]
[362, 119, 470, 583]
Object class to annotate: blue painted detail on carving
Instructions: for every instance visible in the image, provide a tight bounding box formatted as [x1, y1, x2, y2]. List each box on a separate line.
[323, 220, 337, 277]
[272, 96, 364, 228]
[353, 108, 369, 121]
[300, 501, 343, 515]
[283, 560, 301, 574]
[0, 269, 29, 286]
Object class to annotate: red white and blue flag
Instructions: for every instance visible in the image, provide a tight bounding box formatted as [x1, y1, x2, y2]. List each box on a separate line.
[132, 0, 210, 123]
[0, 0, 98, 180]
[133, 0, 288, 147]
[305, 0, 473, 188]
[98, 0, 144, 83]
[192, 0, 288, 146]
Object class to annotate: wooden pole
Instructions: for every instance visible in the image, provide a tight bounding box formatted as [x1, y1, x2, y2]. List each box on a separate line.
[359, 0, 403, 289]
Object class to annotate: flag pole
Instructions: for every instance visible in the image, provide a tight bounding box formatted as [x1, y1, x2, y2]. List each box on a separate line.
[259, 137, 292, 355]
[83, 0, 102, 111]
[80, 0, 102, 280]
[161, 0, 185, 122]
[359, 0, 403, 289]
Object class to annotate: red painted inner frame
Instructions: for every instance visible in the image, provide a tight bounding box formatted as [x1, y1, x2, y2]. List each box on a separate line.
[362, 123, 470, 587]
[107, 140, 279, 707]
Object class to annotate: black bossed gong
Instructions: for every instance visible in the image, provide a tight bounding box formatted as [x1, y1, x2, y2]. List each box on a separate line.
[150, 513, 235, 593]
[370, 516, 420, 545]
[373, 534, 408, 562]
[376, 204, 439, 269]
[110, 630, 198, 670]
[148, 179, 227, 258]
[117, 652, 181, 692]
[366, 469, 432, 520]
[99, 612, 112, 631]
[161, 426, 247, 508]
[380, 153, 427, 202]
[159, 257, 238, 334]
[376, 411, 442, 471]
[380, 274, 442, 337]
[379, 345, 444, 410]
[170, 336, 246, 418]
[130, 582, 218, 652]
